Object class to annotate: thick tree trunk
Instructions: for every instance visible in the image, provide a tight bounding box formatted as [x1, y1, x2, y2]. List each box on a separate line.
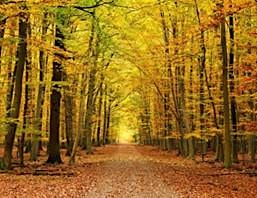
[46, 26, 64, 164]
[2, 15, 27, 169]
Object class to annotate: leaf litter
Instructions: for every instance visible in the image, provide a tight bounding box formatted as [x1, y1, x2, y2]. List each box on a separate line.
[0, 144, 256, 197]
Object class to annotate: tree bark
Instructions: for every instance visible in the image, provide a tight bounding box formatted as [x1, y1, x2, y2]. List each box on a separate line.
[31, 13, 48, 161]
[105, 100, 111, 144]
[21, 21, 33, 166]
[96, 75, 104, 146]
[228, 12, 238, 163]
[46, 26, 64, 164]
[194, 0, 206, 161]
[2, 14, 27, 169]
[0, 18, 6, 72]
[102, 86, 108, 145]
[84, 65, 97, 153]
[63, 72, 74, 156]
[220, 2, 232, 168]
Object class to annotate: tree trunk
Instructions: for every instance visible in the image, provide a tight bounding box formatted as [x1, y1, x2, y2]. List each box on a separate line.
[194, 0, 206, 161]
[81, 12, 96, 150]
[84, 65, 97, 153]
[188, 36, 195, 159]
[46, 26, 64, 164]
[69, 75, 86, 164]
[248, 135, 256, 162]
[158, 0, 177, 140]
[96, 76, 103, 146]
[21, 21, 33, 166]
[2, 15, 27, 169]
[0, 18, 6, 72]
[228, 11, 238, 163]
[102, 86, 108, 145]
[105, 100, 111, 144]
[220, 3, 232, 168]
[5, 20, 17, 119]
[63, 73, 74, 156]
[31, 13, 48, 161]
[215, 133, 224, 162]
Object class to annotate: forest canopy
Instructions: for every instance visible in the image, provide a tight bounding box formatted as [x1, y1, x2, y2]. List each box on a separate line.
[0, 0, 256, 170]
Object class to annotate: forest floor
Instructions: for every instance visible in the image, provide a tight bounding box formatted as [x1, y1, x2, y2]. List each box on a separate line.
[0, 144, 257, 198]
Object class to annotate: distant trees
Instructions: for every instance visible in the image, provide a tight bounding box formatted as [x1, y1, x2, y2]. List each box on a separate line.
[134, 0, 257, 168]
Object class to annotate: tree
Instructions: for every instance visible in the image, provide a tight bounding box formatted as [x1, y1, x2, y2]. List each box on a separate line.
[46, 25, 64, 164]
[220, 1, 232, 168]
[83, 11, 99, 154]
[20, 20, 33, 166]
[30, 12, 49, 161]
[1, 11, 28, 169]
[228, 1, 238, 163]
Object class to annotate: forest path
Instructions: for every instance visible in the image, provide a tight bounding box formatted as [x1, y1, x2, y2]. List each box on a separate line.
[85, 144, 180, 198]
[0, 144, 257, 197]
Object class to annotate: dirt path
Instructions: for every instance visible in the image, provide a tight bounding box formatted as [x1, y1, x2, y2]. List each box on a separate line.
[0, 144, 256, 197]
[85, 144, 180, 198]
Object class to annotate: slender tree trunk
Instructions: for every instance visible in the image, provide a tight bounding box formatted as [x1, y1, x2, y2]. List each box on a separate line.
[69, 125, 80, 164]
[63, 72, 74, 156]
[69, 74, 85, 164]
[220, 3, 232, 168]
[84, 65, 97, 153]
[20, 21, 33, 166]
[158, 0, 176, 138]
[31, 13, 48, 161]
[0, 18, 6, 72]
[228, 12, 238, 163]
[194, 0, 206, 161]
[96, 76, 103, 146]
[78, 77, 86, 147]
[81, 12, 96, 149]
[102, 86, 108, 145]
[105, 100, 111, 144]
[188, 41, 195, 159]
[1, 14, 27, 169]
[5, 19, 17, 120]
[5, 19, 16, 124]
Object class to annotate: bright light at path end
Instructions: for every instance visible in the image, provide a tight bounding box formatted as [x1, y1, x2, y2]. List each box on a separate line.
[118, 125, 134, 144]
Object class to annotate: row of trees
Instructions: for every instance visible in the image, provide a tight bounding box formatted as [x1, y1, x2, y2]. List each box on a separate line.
[0, 0, 256, 170]
[132, 0, 257, 168]
[0, 0, 122, 169]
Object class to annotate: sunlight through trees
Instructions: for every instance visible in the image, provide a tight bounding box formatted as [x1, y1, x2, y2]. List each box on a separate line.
[0, 0, 256, 171]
